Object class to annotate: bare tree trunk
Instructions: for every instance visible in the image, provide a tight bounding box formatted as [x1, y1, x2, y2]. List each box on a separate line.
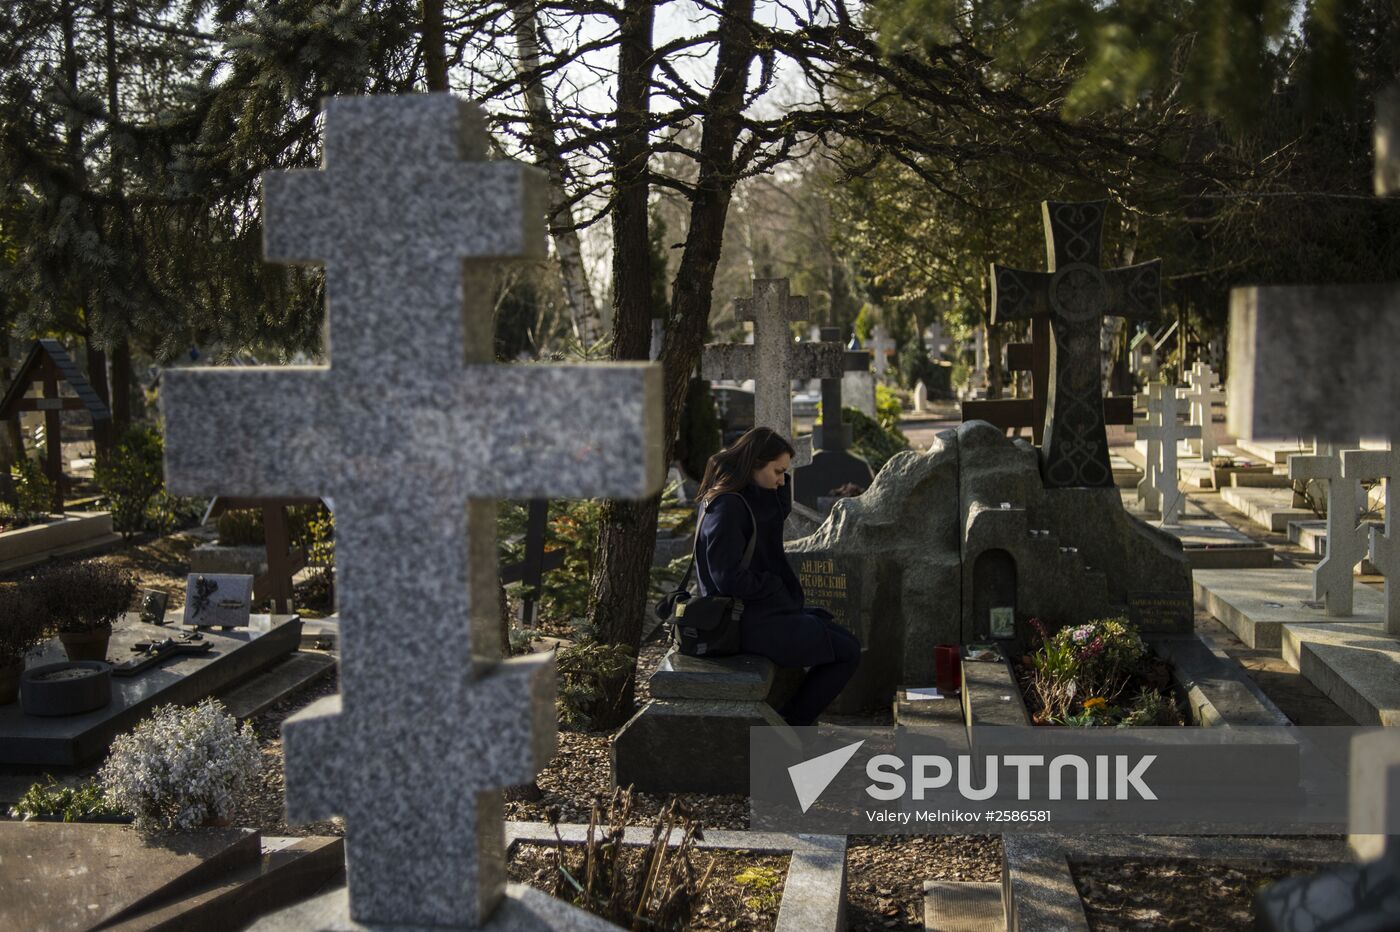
[513, 0, 603, 344]
[586, 0, 658, 726]
[587, 0, 758, 728]
[421, 0, 448, 91]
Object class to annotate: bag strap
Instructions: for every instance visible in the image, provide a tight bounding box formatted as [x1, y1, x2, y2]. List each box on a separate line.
[677, 490, 757, 591]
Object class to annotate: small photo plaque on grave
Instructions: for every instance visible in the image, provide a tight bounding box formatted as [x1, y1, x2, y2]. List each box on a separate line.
[138, 589, 169, 626]
[183, 574, 254, 628]
[989, 606, 1016, 639]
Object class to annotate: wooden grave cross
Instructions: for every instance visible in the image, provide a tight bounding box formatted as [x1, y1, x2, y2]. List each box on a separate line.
[0, 339, 112, 514]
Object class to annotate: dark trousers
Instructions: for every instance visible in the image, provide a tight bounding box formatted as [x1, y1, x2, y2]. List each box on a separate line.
[760, 617, 862, 727]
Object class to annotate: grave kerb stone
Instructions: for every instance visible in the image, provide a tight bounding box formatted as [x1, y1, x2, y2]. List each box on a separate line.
[1289, 442, 1365, 616]
[161, 94, 663, 930]
[1134, 388, 1199, 526]
[1342, 447, 1400, 635]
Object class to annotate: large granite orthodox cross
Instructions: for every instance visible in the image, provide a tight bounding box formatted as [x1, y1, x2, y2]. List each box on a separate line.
[991, 201, 1162, 487]
[161, 96, 663, 928]
[701, 278, 844, 466]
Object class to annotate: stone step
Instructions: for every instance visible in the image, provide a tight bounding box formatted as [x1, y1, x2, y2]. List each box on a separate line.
[1147, 634, 1290, 726]
[219, 650, 337, 720]
[1219, 486, 1314, 533]
[1193, 567, 1387, 649]
[1281, 622, 1400, 725]
[923, 880, 1005, 932]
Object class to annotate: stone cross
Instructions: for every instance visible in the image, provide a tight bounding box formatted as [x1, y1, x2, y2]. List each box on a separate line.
[1135, 386, 1199, 525]
[1290, 443, 1365, 616]
[1180, 361, 1225, 460]
[870, 324, 895, 380]
[1135, 383, 1167, 513]
[814, 326, 858, 452]
[991, 200, 1162, 487]
[1343, 448, 1400, 635]
[161, 96, 663, 928]
[701, 278, 844, 467]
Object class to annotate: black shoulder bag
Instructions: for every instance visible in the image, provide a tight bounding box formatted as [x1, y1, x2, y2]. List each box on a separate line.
[654, 493, 756, 658]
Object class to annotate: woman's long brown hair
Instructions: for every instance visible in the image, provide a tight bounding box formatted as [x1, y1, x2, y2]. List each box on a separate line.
[697, 427, 796, 504]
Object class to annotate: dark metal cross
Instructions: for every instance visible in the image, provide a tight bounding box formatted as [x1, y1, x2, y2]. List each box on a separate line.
[991, 201, 1161, 487]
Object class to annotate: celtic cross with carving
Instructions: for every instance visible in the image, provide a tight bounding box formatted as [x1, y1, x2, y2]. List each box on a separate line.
[990, 201, 1161, 487]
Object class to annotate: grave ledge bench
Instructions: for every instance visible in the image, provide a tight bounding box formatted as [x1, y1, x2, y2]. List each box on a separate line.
[611, 649, 801, 795]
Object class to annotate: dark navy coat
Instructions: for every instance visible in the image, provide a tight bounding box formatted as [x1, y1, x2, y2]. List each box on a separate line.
[695, 482, 840, 667]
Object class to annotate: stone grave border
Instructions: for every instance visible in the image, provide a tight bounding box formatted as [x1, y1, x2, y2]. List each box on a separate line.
[505, 822, 847, 932]
[955, 636, 1289, 729]
[1001, 832, 1349, 930]
[0, 511, 121, 573]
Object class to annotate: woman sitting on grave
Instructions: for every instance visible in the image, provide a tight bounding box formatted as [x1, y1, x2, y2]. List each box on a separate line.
[695, 426, 862, 726]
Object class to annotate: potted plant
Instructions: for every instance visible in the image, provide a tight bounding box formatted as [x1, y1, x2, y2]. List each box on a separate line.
[33, 562, 136, 662]
[100, 699, 260, 831]
[0, 585, 50, 704]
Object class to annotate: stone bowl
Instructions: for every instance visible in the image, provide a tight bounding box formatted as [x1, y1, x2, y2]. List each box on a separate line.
[21, 661, 113, 717]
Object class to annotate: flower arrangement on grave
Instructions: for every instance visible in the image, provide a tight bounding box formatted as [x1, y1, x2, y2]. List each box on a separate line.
[31, 562, 136, 661]
[99, 699, 259, 831]
[1021, 617, 1182, 726]
[0, 585, 50, 703]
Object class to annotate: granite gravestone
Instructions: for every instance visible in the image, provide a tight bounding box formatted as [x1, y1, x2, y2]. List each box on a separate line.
[1289, 443, 1366, 616]
[913, 381, 929, 414]
[794, 327, 875, 512]
[1342, 448, 1400, 635]
[710, 385, 755, 442]
[1254, 729, 1400, 930]
[162, 95, 663, 929]
[183, 573, 254, 628]
[990, 201, 1162, 488]
[1181, 361, 1224, 460]
[701, 278, 844, 468]
[841, 346, 878, 418]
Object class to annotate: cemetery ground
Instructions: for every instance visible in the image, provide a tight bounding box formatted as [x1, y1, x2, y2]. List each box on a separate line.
[1, 423, 1373, 931]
